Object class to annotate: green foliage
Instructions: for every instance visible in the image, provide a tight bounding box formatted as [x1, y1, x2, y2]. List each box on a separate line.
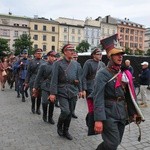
[76, 40, 90, 53]
[0, 38, 10, 58]
[146, 49, 150, 56]
[135, 49, 144, 55]
[124, 47, 132, 55]
[13, 34, 33, 55]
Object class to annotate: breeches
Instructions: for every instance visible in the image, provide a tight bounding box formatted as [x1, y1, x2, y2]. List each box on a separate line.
[101, 119, 126, 150]
[58, 96, 77, 120]
[41, 90, 50, 104]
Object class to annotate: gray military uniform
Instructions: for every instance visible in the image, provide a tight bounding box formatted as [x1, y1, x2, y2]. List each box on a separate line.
[50, 57, 82, 136]
[34, 61, 55, 122]
[82, 59, 105, 95]
[34, 61, 53, 103]
[25, 58, 45, 113]
[93, 68, 127, 150]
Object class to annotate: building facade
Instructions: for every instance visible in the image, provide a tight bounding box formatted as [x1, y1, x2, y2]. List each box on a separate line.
[101, 15, 117, 39]
[84, 17, 101, 52]
[29, 17, 59, 54]
[56, 17, 84, 51]
[145, 28, 150, 52]
[0, 13, 30, 51]
[116, 18, 145, 52]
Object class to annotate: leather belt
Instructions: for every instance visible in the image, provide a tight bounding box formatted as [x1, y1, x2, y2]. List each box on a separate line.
[106, 96, 125, 102]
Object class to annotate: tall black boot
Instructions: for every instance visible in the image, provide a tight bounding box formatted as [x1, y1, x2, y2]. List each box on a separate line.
[42, 103, 47, 122]
[63, 116, 73, 140]
[36, 97, 41, 115]
[48, 102, 55, 124]
[31, 97, 35, 114]
[57, 116, 64, 136]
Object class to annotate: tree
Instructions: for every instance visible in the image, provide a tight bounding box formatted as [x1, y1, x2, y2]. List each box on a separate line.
[76, 40, 90, 53]
[0, 38, 10, 58]
[146, 49, 150, 56]
[13, 34, 33, 55]
[124, 47, 132, 55]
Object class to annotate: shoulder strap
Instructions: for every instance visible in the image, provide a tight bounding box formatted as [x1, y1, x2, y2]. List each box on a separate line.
[107, 70, 121, 83]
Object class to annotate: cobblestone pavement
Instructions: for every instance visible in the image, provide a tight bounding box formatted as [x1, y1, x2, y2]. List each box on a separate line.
[0, 85, 150, 150]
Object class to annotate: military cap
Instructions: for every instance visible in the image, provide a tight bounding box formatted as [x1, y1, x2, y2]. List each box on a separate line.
[91, 48, 102, 57]
[47, 50, 57, 56]
[100, 34, 125, 57]
[62, 44, 75, 53]
[34, 48, 43, 54]
[22, 49, 28, 54]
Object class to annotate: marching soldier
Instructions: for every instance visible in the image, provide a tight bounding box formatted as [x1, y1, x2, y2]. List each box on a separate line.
[25, 48, 45, 115]
[14, 49, 29, 102]
[33, 50, 57, 124]
[93, 34, 143, 150]
[49, 44, 82, 140]
[82, 47, 105, 98]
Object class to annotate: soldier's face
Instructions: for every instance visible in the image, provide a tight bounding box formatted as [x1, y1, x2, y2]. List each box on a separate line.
[35, 53, 42, 59]
[93, 53, 102, 61]
[23, 53, 28, 58]
[64, 49, 74, 59]
[111, 53, 123, 65]
[48, 55, 56, 62]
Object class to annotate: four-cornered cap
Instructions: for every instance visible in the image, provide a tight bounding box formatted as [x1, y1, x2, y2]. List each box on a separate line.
[141, 61, 149, 66]
[100, 34, 124, 56]
[47, 50, 57, 56]
[22, 49, 28, 54]
[91, 48, 102, 57]
[35, 48, 43, 54]
[62, 44, 75, 53]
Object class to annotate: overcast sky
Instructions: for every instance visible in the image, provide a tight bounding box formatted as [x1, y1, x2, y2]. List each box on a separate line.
[0, 0, 150, 27]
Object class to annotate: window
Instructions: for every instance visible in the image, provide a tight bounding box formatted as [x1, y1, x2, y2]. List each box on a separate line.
[126, 28, 129, 34]
[125, 35, 129, 40]
[112, 29, 115, 34]
[91, 38, 94, 45]
[135, 37, 138, 42]
[78, 29, 81, 34]
[72, 29, 75, 34]
[14, 23, 19, 26]
[140, 31, 143, 36]
[78, 37, 81, 43]
[34, 35, 38, 40]
[52, 26, 55, 32]
[130, 36, 133, 41]
[22, 24, 27, 27]
[72, 36, 75, 42]
[130, 29, 134, 34]
[2, 29, 10, 36]
[34, 44, 38, 49]
[34, 24, 38, 30]
[107, 29, 109, 34]
[52, 46, 55, 50]
[43, 25, 46, 31]
[125, 42, 128, 47]
[64, 35, 67, 41]
[52, 36, 55, 42]
[23, 31, 27, 34]
[43, 35, 47, 41]
[139, 37, 142, 42]
[120, 28, 124, 33]
[43, 45, 47, 51]
[64, 27, 67, 33]
[14, 31, 18, 37]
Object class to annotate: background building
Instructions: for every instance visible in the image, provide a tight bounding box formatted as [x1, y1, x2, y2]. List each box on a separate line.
[145, 28, 150, 52]
[56, 17, 84, 51]
[0, 13, 30, 51]
[29, 16, 59, 54]
[84, 17, 101, 52]
[101, 15, 117, 39]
